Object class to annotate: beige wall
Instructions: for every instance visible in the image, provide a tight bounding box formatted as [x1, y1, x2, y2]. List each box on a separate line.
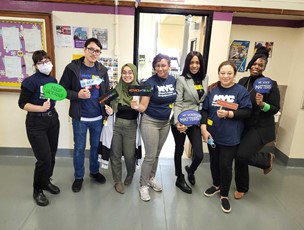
[207, 19, 232, 84]
[159, 24, 184, 50]
[276, 28, 304, 158]
[230, 25, 298, 84]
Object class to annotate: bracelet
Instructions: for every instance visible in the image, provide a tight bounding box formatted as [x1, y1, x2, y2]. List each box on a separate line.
[261, 103, 270, 112]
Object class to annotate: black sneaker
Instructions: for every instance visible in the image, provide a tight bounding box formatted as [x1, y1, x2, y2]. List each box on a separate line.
[204, 186, 220, 197]
[72, 179, 83, 192]
[221, 197, 231, 213]
[90, 172, 106, 184]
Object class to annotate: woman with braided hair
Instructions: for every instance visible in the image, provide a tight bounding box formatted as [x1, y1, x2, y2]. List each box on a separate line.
[234, 46, 281, 199]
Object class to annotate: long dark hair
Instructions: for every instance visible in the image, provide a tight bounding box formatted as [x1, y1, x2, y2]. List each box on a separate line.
[182, 51, 206, 80]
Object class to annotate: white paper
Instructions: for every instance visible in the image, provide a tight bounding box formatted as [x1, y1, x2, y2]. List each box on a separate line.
[24, 53, 35, 76]
[2, 27, 21, 51]
[23, 29, 42, 52]
[4, 56, 22, 78]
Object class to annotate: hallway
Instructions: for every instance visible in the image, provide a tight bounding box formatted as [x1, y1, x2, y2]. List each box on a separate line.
[0, 154, 303, 230]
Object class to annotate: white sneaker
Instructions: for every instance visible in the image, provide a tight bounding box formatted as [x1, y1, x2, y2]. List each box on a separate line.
[148, 177, 162, 192]
[139, 185, 150, 202]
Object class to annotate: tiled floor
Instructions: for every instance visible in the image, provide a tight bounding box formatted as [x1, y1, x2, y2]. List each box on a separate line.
[0, 152, 304, 230]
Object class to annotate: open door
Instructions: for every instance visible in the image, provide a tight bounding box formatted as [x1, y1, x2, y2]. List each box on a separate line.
[134, 7, 213, 82]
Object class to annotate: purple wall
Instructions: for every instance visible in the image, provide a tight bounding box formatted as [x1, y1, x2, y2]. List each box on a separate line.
[1, 1, 303, 28]
[233, 17, 304, 28]
[0, 0, 134, 15]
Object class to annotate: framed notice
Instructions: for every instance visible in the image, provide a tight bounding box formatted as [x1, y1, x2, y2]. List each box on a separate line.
[0, 11, 54, 92]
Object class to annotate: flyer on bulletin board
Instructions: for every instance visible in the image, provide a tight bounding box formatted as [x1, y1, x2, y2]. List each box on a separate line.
[55, 25, 73, 48]
[228, 40, 250, 72]
[72, 27, 89, 48]
[92, 28, 108, 50]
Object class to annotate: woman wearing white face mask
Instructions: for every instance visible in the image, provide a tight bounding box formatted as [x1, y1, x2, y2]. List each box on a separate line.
[18, 50, 60, 207]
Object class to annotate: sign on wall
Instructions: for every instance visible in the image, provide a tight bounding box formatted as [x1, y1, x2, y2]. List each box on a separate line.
[228, 40, 250, 72]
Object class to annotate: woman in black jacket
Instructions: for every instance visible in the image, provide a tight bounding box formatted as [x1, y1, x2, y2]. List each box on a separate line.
[234, 46, 280, 199]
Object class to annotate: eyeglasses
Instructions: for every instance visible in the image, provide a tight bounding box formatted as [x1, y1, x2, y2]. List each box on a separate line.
[86, 47, 101, 55]
[122, 71, 134, 75]
[37, 59, 50, 65]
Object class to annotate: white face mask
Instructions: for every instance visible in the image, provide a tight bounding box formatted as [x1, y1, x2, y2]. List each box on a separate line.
[37, 62, 53, 75]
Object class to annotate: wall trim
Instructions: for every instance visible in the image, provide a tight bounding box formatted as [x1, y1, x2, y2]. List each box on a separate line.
[1, 147, 303, 167]
[14, 1, 304, 17]
[233, 17, 304, 28]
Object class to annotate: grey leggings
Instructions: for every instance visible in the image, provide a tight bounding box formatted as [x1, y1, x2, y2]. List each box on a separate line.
[140, 113, 170, 186]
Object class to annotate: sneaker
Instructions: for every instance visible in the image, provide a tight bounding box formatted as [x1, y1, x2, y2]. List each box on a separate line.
[204, 186, 220, 197]
[148, 177, 162, 192]
[139, 185, 150, 202]
[72, 179, 83, 193]
[90, 172, 106, 184]
[221, 197, 231, 213]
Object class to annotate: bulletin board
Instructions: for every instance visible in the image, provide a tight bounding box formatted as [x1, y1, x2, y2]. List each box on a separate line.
[0, 11, 55, 92]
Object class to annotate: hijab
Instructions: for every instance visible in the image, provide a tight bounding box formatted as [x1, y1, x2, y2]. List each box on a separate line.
[111, 63, 138, 113]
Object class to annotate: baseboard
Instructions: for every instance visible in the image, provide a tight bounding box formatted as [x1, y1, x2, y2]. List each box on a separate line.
[0, 147, 88, 158]
[0, 147, 303, 167]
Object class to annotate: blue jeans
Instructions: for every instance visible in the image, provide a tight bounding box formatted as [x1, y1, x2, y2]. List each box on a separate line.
[72, 119, 102, 179]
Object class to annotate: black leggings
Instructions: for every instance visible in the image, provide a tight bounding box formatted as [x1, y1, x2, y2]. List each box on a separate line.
[208, 144, 237, 197]
[235, 128, 272, 192]
[171, 124, 204, 176]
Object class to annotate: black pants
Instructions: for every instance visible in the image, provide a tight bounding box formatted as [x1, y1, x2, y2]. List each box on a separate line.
[26, 112, 60, 190]
[171, 124, 203, 176]
[208, 144, 237, 197]
[234, 128, 271, 193]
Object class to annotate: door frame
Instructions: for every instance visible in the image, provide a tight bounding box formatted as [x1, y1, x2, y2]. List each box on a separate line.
[133, 7, 213, 76]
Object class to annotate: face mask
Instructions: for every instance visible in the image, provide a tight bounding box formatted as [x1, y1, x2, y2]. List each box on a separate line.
[37, 62, 53, 75]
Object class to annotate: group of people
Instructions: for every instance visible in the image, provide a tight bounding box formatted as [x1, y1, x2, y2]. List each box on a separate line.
[18, 37, 280, 214]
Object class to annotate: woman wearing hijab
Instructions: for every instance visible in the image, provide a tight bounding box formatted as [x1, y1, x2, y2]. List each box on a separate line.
[234, 46, 280, 200]
[110, 63, 139, 194]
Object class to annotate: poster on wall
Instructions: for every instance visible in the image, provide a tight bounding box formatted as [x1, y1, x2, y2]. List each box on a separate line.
[55, 25, 73, 48]
[98, 57, 119, 88]
[92, 28, 108, 50]
[255, 41, 274, 58]
[228, 40, 250, 72]
[72, 26, 89, 48]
